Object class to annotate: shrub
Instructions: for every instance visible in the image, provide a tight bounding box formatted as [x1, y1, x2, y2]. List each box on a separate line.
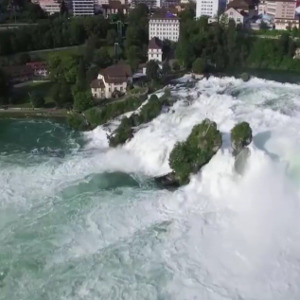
[109, 117, 134, 147]
[169, 119, 222, 184]
[73, 91, 94, 112]
[67, 112, 88, 131]
[29, 92, 45, 108]
[84, 96, 141, 129]
[231, 121, 252, 155]
[172, 61, 180, 71]
[192, 58, 204, 74]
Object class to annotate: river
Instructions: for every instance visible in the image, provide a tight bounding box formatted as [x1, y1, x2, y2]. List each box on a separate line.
[1, 75, 300, 299]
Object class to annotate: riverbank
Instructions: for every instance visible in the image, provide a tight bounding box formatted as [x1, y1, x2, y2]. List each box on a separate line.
[0, 107, 68, 119]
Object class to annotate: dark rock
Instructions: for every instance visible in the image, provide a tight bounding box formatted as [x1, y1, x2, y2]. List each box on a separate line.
[241, 72, 250, 82]
[155, 172, 180, 190]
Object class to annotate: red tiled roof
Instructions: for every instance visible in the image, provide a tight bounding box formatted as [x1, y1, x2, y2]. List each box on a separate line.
[100, 64, 132, 84]
[148, 37, 162, 50]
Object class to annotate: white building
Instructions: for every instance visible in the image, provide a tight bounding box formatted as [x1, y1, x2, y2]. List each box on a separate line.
[90, 64, 132, 99]
[149, 13, 180, 42]
[222, 7, 247, 25]
[148, 37, 163, 62]
[196, 0, 220, 18]
[72, 0, 95, 16]
[39, 0, 61, 14]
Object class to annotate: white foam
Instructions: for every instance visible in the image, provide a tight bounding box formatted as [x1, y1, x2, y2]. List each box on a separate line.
[2, 76, 300, 299]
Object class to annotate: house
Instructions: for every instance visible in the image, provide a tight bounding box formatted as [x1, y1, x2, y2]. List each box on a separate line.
[196, 0, 221, 18]
[227, 0, 256, 16]
[259, 0, 299, 30]
[222, 7, 248, 25]
[90, 64, 132, 99]
[148, 37, 163, 63]
[26, 62, 48, 78]
[72, 0, 95, 16]
[102, 0, 129, 17]
[4, 65, 33, 84]
[149, 11, 180, 42]
[38, 0, 61, 14]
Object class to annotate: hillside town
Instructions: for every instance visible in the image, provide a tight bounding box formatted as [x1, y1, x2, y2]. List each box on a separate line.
[1, 0, 300, 117]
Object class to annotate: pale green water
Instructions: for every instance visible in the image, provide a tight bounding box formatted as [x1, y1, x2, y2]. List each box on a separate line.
[2, 76, 300, 299]
[0, 119, 167, 300]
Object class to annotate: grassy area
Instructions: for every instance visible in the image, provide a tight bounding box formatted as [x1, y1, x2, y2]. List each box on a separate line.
[11, 81, 55, 107]
[29, 45, 85, 61]
[0, 44, 85, 66]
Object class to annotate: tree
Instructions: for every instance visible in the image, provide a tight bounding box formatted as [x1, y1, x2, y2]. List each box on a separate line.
[192, 58, 204, 74]
[74, 59, 87, 92]
[50, 81, 73, 107]
[60, 0, 68, 16]
[126, 45, 141, 70]
[231, 122, 252, 155]
[162, 62, 171, 79]
[0, 68, 10, 104]
[172, 61, 180, 71]
[73, 90, 94, 112]
[94, 47, 112, 68]
[106, 29, 117, 46]
[146, 60, 160, 82]
[169, 119, 222, 184]
[30, 92, 45, 108]
[260, 20, 268, 31]
[47, 53, 79, 84]
[84, 35, 97, 65]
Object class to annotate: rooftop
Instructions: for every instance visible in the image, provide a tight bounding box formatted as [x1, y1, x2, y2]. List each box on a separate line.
[148, 37, 162, 50]
[100, 64, 132, 84]
[227, 0, 254, 10]
[150, 11, 179, 20]
[90, 78, 105, 89]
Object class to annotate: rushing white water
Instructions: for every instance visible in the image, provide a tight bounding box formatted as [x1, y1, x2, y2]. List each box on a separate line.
[1, 76, 300, 300]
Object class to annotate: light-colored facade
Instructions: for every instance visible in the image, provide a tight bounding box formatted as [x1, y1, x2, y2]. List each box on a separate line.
[102, 0, 129, 17]
[72, 0, 95, 15]
[148, 37, 163, 62]
[222, 7, 246, 24]
[260, 0, 298, 30]
[90, 65, 132, 99]
[258, 0, 266, 14]
[149, 14, 180, 42]
[39, 0, 61, 14]
[148, 48, 163, 62]
[196, 0, 220, 18]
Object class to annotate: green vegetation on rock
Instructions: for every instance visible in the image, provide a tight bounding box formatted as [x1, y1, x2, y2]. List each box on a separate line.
[169, 119, 222, 185]
[109, 117, 134, 147]
[67, 112, 88, 131]
[231, 122, 252, 155]
[192, 58, 205, 74]
[84, 96, 141, 129]
[240, 72, 250, 82]
[109, 92, 171, 147]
